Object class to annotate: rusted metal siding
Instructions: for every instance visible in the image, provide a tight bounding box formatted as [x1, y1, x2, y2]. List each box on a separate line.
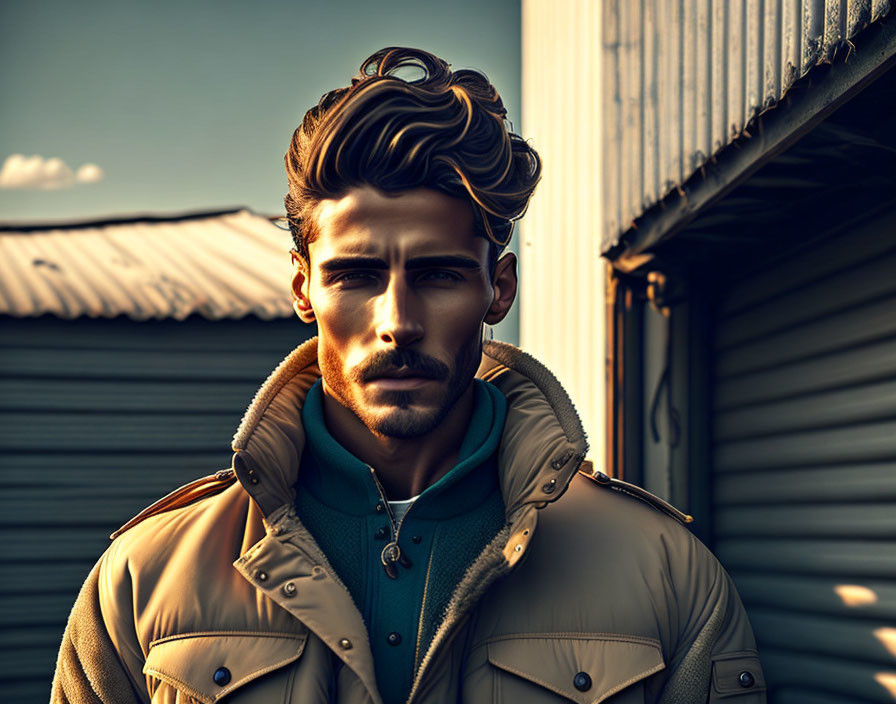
[0, 209, 294, 320]
[602, 0, 893, 252]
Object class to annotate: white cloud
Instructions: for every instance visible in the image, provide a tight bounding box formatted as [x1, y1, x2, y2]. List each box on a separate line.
[76, 162, 104, 184]
[0, 154, 105, 190]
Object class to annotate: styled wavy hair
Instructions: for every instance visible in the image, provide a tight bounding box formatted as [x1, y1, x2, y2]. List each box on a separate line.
[284, 47, 541, 266]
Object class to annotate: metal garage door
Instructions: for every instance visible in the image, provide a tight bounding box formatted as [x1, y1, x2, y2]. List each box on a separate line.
[0, 315, 312, 702]
[712, 206, 896, 703]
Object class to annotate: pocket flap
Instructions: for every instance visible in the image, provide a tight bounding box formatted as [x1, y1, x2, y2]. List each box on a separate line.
[487, 633, 665, 704]
[710, 651, 766, 700]
[144, 631, 307, 704]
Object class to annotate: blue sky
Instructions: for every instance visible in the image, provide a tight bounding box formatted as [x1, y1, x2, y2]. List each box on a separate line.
[1, 0, 522, 340]
[0, 0, 521, 221]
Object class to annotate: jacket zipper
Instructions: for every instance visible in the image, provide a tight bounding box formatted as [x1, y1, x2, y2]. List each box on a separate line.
[370, 465, 435, 692]
[368, 466, 413, 579]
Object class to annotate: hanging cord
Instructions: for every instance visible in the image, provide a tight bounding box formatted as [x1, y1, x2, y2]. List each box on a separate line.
[648, 307, 682, 500]
[647, 272, 682, 449]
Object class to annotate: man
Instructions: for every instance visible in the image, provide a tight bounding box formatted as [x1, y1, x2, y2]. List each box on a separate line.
[52, 47, 765, 703]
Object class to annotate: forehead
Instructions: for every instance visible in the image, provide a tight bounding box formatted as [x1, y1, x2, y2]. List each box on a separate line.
[309, 186, 483, 259]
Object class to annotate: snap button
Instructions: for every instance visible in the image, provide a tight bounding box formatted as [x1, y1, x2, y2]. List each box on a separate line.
[213, 667, 231, 686]
[256, 570, 268, 582]
[551, 451, 573, 469]
[542, 478, 557, 494]
[387, 632, 402, 646]
[339, 638, 353, 650]
[738, 671, 755, 688]
[375, 502, 385, 513]
[412, 535, 422, 544]
[375, 526, 389, 540]
[282, 581, 297, 597]
[573, 671, 591, 691]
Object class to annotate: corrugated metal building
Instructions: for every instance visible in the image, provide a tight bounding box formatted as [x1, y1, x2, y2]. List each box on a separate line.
[602, 0, 894, 256]
[0, 209, 313, 701]
[602, 1, 896, 701]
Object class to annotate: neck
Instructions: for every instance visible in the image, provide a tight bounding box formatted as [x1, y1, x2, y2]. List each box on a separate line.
[320, 383, 476, 500]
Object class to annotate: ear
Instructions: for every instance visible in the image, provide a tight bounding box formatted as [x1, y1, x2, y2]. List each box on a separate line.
[484, 252, 518, 325]
[290, 251, 316, 323]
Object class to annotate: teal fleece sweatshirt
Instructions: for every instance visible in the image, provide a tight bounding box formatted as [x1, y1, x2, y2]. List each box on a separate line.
[295, 379, 507, 704]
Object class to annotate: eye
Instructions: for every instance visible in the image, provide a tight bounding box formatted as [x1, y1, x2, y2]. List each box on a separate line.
[332, 271, 379, 287]
[417, 269, 463, 284]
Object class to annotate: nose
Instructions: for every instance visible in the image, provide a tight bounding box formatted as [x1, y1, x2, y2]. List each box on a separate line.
[374, 275, 424, 346]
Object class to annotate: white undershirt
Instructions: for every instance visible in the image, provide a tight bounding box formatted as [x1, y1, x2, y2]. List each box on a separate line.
[388, 495, 420, 526]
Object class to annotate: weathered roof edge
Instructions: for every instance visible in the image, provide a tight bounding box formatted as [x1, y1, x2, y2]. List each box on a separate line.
[0, 206, 277, 233]
[604, 17, 896, 269]
[0, 209, 296, 321]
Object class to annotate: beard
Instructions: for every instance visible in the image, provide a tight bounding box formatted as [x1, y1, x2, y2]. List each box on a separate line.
[320, 338, 482, 439]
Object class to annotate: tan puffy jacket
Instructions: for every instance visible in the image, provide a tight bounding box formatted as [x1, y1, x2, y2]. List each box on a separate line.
[52, 339, 765, 704]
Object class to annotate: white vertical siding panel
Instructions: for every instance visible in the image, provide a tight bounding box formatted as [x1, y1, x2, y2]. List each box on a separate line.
[681, 0, 697, 178]
[621, 0, 643, 229]
[711, 0, 729, 152]
[695, 0, 713, 167]
[781, 0, 801, 93]
[801, 0, 823, 73]
[728, 0, 746, 141]
[846, 0, 872, 36]
[521, 0, 605, 463]
[763, 0, 782, 109]
[601, 0, 892, 253]
[823, 0, 845, 61]
[642, 0, 659, 210]
[745, 0, 763, 121]
[657, 0, 682, 194]
[872, 0, 892, 20]
[603, 2, 621, 241]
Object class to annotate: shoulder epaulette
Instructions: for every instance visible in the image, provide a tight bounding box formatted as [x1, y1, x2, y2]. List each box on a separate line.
[578, 464, 694, 526]
[110, 469, 238, 540]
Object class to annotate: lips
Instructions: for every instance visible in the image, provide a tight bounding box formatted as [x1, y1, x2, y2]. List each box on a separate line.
[369, 368, 435, 381]
[365, 367, 439, 391]
[367, 375, 435, 391]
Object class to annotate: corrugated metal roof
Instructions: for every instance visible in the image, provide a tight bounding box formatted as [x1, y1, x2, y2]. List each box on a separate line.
[0, 209, 295, 320]
[602, 0, 894, 254]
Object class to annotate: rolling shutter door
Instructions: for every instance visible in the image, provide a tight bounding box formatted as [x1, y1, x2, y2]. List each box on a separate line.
[712, 207, 896, 703]
[0, 315, 311, 702]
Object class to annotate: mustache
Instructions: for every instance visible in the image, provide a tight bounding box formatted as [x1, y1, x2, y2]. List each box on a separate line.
[353, 349, 450, 383]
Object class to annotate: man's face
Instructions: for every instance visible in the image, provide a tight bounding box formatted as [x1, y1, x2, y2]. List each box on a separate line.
[293, 186, 509, 438]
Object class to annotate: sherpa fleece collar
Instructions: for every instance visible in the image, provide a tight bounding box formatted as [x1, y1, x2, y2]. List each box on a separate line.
[231, 337, 588, 524]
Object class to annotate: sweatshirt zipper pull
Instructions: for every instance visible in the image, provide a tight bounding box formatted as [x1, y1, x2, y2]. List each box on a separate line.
[382, 542, 401, 579]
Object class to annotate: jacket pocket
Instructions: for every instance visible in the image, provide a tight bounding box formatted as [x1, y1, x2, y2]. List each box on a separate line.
[485, 633, 665, 704]
[709, 651, 766, 701]
[143, 631, 307, 704]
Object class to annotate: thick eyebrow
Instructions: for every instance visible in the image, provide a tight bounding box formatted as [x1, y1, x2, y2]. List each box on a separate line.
[405, 255, 481, 270]
[318, 254, 481, 273]
[318, 256, 388, 273]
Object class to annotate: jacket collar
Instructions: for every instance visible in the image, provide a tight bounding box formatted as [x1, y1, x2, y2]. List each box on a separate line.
[231, 337, 588, 526]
